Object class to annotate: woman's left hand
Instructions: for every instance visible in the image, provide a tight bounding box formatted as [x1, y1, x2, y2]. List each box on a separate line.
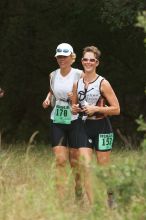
[83, 105, 97, 115]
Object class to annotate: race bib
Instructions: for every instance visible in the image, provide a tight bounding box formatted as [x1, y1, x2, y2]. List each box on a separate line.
[53, 105, 72, 124]
[98, 133, 114, 150]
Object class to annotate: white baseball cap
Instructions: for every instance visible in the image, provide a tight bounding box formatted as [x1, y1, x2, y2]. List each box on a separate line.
[55, 43, 74, 57]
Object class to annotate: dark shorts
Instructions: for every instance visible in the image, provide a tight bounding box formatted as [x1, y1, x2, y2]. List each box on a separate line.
[50, 119, 86, 148]
[76, 117, 114, 151]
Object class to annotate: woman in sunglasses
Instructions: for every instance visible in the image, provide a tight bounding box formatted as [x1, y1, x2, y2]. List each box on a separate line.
[72, 46, 120, 206]
[42, 43, 83, 201]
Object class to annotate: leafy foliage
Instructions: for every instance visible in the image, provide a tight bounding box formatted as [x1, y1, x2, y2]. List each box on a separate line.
[136, 11, 146, 32]
[135, 11, 146, 149]
[100, 0, 145, 29]
[136, 115, 146, 132]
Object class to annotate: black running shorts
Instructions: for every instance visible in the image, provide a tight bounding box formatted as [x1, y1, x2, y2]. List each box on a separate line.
[76, 117, 114, 151]
[50, 119, 86, 148]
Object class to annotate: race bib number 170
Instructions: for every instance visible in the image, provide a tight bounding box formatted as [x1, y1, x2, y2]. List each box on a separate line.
[53, 105, 72, 124]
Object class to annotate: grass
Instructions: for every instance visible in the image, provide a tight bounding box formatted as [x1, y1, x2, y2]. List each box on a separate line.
[0, 144, 146, 220]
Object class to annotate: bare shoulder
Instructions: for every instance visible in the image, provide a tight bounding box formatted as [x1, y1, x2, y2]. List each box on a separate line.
[101, 79, 112, 90]
[101, 78, 117, 100]
[49, 72, 53, 79]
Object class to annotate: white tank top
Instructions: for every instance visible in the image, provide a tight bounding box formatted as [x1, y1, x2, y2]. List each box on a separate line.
[77, 75, 104, 107]
[51, 68, 82, 121]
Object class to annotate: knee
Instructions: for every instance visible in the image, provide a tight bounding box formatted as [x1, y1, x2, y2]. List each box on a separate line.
[69, 149, 79, 168]
[56, 156, 67, 167]
[70, 158, 78, 168]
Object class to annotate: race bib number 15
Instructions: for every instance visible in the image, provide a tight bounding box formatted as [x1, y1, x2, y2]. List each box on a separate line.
[53, 105, 72, 124]
[98, 133, 114, 150]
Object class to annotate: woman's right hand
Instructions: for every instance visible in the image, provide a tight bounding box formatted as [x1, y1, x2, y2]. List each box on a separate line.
[71, 104, 82, 114]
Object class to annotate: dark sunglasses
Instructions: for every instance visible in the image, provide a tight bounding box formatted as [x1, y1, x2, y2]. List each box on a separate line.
[56, 48, 70, 53]
[82, 58, 97, 63]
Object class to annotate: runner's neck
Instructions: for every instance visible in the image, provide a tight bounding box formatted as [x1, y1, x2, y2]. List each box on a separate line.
[60, 67, 72, 76]
[84, 72, 98, 84]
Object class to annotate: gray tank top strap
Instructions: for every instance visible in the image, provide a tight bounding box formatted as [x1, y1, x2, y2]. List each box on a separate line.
[50, 70, 58, 93]
[49, 70, 58, 107]
[97, 75, 104, 83]
[97, 75, 105, 94]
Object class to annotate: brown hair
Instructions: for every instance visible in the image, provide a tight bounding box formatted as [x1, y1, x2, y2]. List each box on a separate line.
[82, 46, 101, 59]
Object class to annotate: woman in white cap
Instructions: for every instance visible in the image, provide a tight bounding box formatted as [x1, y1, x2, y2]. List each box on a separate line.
[42, 43, 83, 200]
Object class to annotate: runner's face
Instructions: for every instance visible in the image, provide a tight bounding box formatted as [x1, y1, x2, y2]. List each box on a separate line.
[81, 52, 98, 73]
[56, 55, 72, 69]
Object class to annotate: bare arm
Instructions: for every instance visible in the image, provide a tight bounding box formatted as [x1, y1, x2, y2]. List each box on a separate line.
[72, 83, 78, 105]
[42, 91, 52, 108]
[42, 73, 53, 109]
[84, 80, 120, 116]
[71, 83, 81, 114]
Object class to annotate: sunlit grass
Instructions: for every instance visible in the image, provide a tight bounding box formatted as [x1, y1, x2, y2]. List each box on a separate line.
[0, 145, 146, 220]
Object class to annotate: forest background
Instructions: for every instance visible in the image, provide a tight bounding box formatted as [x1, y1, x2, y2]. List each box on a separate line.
[0, 0, 146, 146]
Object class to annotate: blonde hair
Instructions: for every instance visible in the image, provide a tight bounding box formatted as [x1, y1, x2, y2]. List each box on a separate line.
[82, 46, 101, 59]
[71, 52, 76, 64]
